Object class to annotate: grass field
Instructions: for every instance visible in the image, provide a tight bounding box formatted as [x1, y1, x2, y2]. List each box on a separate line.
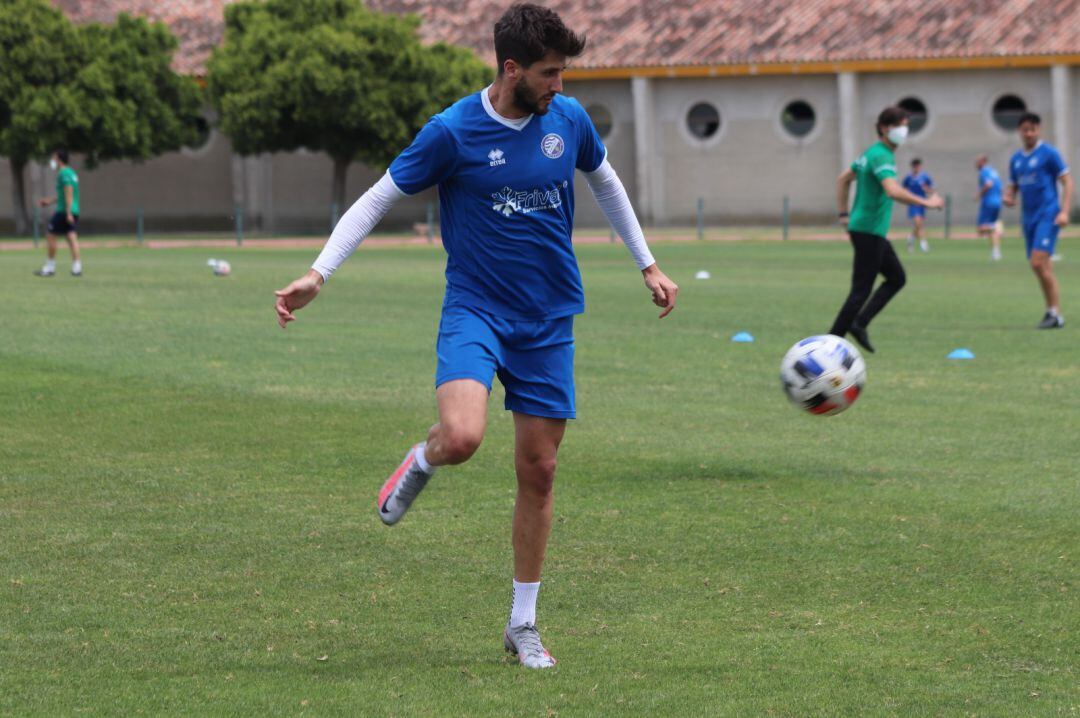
[1, 239, 1077, 716]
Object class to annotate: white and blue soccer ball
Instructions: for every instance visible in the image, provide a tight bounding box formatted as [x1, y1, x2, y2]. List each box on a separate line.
[780, 335, 866, 416]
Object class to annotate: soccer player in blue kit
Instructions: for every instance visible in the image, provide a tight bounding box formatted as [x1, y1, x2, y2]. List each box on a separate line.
[902, 158, 934, 253]
[974, 154, 1003, 261]
[1003, 112, 1073, 328]
[274, 4, 678, 668]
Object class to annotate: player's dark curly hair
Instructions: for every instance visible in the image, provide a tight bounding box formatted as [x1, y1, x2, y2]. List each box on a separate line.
[494, 3, 586, 73]
[875, 106, 909, 137]
[54, 147, 69, 164]
[1018, 112, 1041, 126]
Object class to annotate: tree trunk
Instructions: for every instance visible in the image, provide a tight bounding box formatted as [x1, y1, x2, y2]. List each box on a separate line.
[331, 156, 349, 227]
[9, 159, 30, 236]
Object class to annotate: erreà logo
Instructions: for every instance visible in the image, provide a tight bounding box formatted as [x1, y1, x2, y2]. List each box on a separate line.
[488, 148, 506, 167]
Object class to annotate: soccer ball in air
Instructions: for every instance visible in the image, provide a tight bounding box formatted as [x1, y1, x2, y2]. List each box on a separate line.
[780, 335, 866, 416]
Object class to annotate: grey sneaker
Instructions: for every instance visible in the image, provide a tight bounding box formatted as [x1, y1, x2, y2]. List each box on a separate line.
[504, 623, 557, 669]
[1036, 312, 1064, 329]
[376, 443, 431, 525]
[33, 267, 55, 277]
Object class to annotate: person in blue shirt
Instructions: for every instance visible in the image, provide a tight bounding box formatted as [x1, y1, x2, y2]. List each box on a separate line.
[902, 158, 934, 253]
[974, 154, 1004, 261]
[273, 3, 678, 668]
[1003, 112, 1073, 328]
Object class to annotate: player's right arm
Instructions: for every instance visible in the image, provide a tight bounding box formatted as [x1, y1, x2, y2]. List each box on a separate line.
[37, 197, 55, 207]
[881, 178, 944, 209]
[836, 168, 855, 224]
[274, 119, 457, 328]
[1003, 157, 1019, 206]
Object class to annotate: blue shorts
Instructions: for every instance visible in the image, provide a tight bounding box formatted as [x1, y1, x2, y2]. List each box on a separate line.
[435, 304, 576, 419]
[908, 205, 926, 219]
[1022, 213, 1060, 258]
[977, 204, 1001, 228]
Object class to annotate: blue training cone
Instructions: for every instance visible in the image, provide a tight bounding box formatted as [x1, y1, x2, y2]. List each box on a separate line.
[731, 332, 755, 343]
[946, 348, 975, 360]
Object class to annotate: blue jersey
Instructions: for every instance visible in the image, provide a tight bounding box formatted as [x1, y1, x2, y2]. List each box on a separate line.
[1009, 142, 1069, 219]
[902, 171, 933, 198]
[979, 166, 1002, 207]
[388, 89, 607, 321]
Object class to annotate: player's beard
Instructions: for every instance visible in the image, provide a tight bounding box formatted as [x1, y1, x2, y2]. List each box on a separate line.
[513, 77, 553, 116]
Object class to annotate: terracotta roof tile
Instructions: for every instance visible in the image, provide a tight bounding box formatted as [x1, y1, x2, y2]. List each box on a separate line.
[52, 0, 1080, 75]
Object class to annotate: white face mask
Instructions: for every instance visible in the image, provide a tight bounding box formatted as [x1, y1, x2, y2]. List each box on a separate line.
[49, 159, 58, 171]
[887, 125, 909, 146]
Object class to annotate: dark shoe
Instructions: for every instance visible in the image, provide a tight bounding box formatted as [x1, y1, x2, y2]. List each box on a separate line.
[71, 269, 82, 277]
[849, 324, 875, 353]
[1036, 312, 1064, 329]
[33, 268, 55, 277]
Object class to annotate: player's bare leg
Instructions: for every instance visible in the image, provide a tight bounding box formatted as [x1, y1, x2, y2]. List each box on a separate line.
[424, 379, 488, 466]
[1031, 250, 1063, 328]
[377, 379, 487, 524]
[504, 412, 565, 668]
[511, 413, 564, 582]
[914, 215, 929, 252]
[66, 231, 82, 276]
[34, 233, 59, 276]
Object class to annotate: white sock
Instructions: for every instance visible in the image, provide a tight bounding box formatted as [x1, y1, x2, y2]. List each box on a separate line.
[1049, 306, 1060, 317]
[44, 259, 56, 271]
[71, 260, 82, 273]
[509, 579, 540, 628]
[413, 443, 434, 474]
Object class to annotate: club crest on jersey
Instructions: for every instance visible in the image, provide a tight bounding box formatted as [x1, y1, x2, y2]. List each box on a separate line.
[540, 133, 565, 159]
[487, 148, 506, 167]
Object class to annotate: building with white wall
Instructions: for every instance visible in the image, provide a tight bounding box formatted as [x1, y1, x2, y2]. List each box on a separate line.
[2, 1, 1077, 233]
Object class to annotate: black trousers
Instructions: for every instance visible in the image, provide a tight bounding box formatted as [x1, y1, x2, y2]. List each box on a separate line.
[829, 231, 907, 336]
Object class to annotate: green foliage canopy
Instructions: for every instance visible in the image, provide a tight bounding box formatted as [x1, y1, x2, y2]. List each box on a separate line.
[1, 0, 205, 233]
[207, 0, 492, 206]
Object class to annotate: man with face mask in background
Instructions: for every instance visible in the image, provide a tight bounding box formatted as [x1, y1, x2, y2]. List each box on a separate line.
[829, 106, 944, 353]
[34, 148, 82, 277]
[273, 3, 678, 669]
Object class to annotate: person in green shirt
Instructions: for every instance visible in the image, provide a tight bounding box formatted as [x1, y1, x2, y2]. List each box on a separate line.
[829, 106, 943, 352]
[34, 148, 82, 277]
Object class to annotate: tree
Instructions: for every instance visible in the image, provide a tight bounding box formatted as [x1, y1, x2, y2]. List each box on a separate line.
[37, 14, 205, 167]
[207, 0, 492, 214]
[1, 2, 204, 235]
[0, 0, 82, 234]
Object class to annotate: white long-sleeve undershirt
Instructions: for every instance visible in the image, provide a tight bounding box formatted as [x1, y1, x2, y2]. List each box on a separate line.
[583, 158, 655, 270]
[310, 159, 654, 281]
[311, 172, 404, 282]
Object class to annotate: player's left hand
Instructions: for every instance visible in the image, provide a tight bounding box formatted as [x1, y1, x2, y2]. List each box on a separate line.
[642, 264, 678, 319]
[1055, 210, 1069, 228]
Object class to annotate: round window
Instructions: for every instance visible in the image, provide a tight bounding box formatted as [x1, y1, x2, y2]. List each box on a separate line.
[897, 97, 928, 134]
[992, 95, 1027, 131]
[586, 104, 613, 139]
[686, 102, 721, 140]
[781, 100, 816, 138]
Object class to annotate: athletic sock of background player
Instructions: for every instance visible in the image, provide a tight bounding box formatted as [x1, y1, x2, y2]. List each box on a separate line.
[509, 579, 540, 627]
[44, 259, 56, 272]
[72, 260, 82, 274]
